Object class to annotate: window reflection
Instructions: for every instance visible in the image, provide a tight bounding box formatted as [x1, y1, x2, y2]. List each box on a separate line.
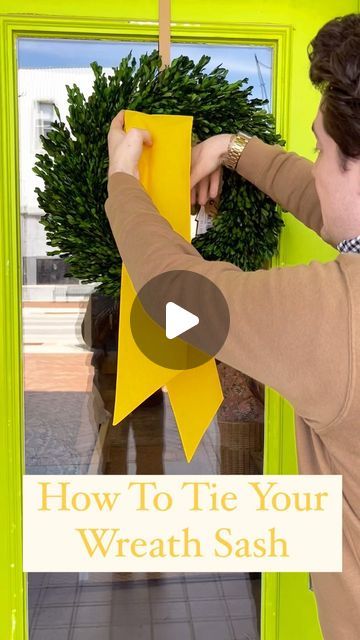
[34, 101, 55, 147]
[172, 43, 272, 110]
[19, 37, 268, 640]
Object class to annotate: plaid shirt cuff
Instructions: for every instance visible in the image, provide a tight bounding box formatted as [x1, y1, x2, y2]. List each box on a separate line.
[337, 235, 360, 253]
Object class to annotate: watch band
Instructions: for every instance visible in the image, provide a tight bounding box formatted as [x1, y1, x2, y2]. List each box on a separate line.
[223, 131, 251, 171]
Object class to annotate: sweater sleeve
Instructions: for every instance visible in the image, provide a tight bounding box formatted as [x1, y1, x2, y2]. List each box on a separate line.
[236, 137, 323, 236]
[105, 172, 350, 431]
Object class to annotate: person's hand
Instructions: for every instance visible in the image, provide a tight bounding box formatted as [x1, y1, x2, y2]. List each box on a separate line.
[190, 133, 232, 205]
[107, 110, 153, 178]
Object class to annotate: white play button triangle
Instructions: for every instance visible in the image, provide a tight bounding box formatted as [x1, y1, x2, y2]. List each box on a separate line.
[165, 301, 199, 340]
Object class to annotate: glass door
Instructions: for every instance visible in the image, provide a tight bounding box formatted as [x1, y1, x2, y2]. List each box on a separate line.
[18, 35, 273, 640]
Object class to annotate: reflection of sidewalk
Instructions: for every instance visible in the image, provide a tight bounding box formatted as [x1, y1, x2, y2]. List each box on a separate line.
[23, 304, 88, 354]
[23, 298, 106, 473]
[25, 388, 97, 474]
[23, 301, 94, 390]
[23, 301, 85, 308]
[23, 300, 106, 473]
[24, 353, 93, 392]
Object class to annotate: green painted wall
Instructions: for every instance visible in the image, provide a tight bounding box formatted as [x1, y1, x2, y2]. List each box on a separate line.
[0, 2, 358, 639]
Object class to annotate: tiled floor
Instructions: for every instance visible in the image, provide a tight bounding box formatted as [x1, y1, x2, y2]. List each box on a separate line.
[24, 300, 264, 640]
[28, 573, 260, 640]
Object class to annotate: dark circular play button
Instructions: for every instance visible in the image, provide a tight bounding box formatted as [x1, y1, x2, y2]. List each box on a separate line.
[130, 270, 230, 370]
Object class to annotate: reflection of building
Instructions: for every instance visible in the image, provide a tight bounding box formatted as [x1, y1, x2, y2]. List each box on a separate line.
[18, 68, 109, 301]
[18, 53, 272, 302]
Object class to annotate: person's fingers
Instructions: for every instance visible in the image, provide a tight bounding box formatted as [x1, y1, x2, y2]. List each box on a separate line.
[137, 128, 153, 146]
[190, 149, 205, 190]
[127, 127, 153, 147]
[118, 110, 125, 128]
[109, 109, 125, 132]
[190, 165, 202, 191]
[209, 167, 221, 199]
[198, 176, 210, 206]
[190, 147, 201, 190]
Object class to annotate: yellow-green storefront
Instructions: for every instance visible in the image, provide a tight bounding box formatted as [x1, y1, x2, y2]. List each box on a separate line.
[1, 1, 358, 638]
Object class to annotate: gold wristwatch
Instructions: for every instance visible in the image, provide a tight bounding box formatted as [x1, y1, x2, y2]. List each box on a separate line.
[222, 131, 252, 171]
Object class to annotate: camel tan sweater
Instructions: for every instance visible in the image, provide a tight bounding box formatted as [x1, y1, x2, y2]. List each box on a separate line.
[105, 138, 360, 640]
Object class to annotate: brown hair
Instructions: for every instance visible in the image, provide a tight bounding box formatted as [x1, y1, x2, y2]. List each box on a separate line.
[308, 13, 360, 166]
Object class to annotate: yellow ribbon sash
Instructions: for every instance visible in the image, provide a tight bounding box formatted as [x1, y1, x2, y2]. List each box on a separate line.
[113, 110, 223, 461]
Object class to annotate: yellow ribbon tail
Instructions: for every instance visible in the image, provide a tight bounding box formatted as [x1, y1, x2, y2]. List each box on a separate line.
[113, 268, 178, 422]
[113, 110, 223, 461]
[166, 362, 223, 462]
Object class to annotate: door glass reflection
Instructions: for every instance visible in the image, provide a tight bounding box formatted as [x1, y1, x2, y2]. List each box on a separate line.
[19, 37, 270, 640]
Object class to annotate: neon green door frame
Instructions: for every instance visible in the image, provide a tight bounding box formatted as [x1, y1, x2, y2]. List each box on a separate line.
[0, 2, 357, 638]
[0, 17, 287, 640]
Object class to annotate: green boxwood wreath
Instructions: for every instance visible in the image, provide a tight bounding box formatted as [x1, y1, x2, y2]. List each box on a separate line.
[34, 51, 285, 298]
